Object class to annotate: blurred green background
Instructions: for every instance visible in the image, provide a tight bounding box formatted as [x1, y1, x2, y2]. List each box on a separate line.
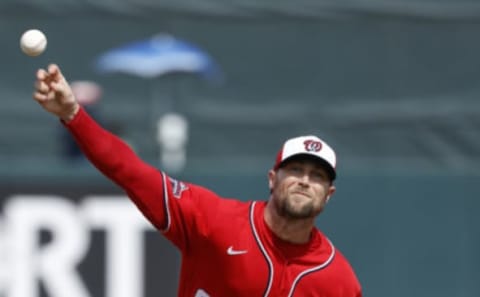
[1, 1, 479, 296]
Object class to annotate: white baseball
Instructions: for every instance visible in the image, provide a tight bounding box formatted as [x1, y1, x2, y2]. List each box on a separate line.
[20, 29, 47, 57]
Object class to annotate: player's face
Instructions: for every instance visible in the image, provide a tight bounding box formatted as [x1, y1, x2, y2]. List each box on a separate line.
[269, 158, 335, 219]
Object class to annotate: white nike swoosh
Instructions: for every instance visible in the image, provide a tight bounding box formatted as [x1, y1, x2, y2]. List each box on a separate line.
[227, 246, 248, 255]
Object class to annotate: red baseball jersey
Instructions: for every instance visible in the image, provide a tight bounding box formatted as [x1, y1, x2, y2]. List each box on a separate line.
[66, 107, 362, 297]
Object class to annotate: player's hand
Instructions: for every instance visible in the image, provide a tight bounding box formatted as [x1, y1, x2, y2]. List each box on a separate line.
[33, 64, 80, 122]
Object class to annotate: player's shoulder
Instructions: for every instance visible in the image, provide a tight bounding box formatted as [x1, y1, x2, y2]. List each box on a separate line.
[184, 182, 251, 208]
[322, 237, 359, 278]
[313, 230, 354, 265]
[220, 197, 252, 213]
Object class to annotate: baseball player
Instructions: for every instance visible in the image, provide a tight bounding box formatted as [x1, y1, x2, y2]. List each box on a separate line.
[33, 64, 362, 297]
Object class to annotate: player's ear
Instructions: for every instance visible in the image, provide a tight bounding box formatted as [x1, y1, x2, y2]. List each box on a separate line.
[326, 185, 336, 203]
[267, 170, 275, 192]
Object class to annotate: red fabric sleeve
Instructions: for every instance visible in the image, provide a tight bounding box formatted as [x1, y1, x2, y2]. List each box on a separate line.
[64, 107, 223, 251]
[64, 107, 168, 230]
[160, 178, 224, 251]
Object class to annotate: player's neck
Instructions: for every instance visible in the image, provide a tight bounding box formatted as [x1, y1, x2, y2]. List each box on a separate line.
[263, 201, 315, 244]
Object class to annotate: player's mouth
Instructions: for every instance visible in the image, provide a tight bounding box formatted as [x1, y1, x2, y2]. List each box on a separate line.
[291, 191, 311, 199]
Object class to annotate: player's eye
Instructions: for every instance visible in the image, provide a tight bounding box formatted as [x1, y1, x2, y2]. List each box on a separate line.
[288, 165, 303, 173]
[312, 171, 326, 180]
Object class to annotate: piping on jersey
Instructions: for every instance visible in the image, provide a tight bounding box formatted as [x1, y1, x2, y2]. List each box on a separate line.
[286, 239, 335, 297]
[249, 201, 336, 297]
[250, 201, 274, 297]
[160, 172, 172, 232]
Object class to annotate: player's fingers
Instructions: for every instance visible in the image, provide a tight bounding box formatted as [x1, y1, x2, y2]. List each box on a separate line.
[50, 81, 67, 94]
[34, 80, 49, 93]
[37, 69, 48, 80]
[35, 68, 52, 92]
[33, 91, 48, 102]
[48, 63, 58, 73]
[50, 81, 74, 103]
[46, 90, 57, 101]
[48, 64, 62, 81]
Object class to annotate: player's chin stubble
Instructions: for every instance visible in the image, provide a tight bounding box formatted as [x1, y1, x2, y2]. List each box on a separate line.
[278, 198, 317, 219]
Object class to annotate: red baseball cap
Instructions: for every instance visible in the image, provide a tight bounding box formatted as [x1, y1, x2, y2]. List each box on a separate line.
[273, 135, 337, 180]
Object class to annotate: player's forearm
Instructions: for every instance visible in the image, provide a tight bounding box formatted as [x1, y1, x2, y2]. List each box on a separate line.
[63, 107, 144, 182]
[63, 107, 167, 227]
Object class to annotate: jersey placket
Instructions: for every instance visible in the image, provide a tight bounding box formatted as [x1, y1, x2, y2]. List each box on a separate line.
[277, 258, 295, 296]
[251, 201, 297, 297]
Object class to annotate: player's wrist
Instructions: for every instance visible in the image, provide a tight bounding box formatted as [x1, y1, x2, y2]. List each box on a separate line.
[60, 103, 80, 123]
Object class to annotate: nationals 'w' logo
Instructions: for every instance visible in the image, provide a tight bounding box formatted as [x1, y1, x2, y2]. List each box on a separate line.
[303, 140, 322, 152]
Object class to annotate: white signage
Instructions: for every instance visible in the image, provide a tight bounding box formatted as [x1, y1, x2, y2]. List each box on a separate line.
[0, 195, 154, 297]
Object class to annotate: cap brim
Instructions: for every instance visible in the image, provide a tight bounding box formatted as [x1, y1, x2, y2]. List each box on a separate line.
[276, 153, 336, 181]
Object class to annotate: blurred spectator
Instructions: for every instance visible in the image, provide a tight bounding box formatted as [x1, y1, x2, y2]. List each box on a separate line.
[156, 112, 189, 173]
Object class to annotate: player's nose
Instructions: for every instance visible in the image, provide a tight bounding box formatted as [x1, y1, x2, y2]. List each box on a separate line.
[297, 173, 311, 186]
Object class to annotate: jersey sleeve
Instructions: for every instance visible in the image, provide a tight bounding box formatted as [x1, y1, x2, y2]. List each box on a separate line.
[335, 250, 363, 297]
[159, 175, 224, 251]
[64, 107, 222, 251]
